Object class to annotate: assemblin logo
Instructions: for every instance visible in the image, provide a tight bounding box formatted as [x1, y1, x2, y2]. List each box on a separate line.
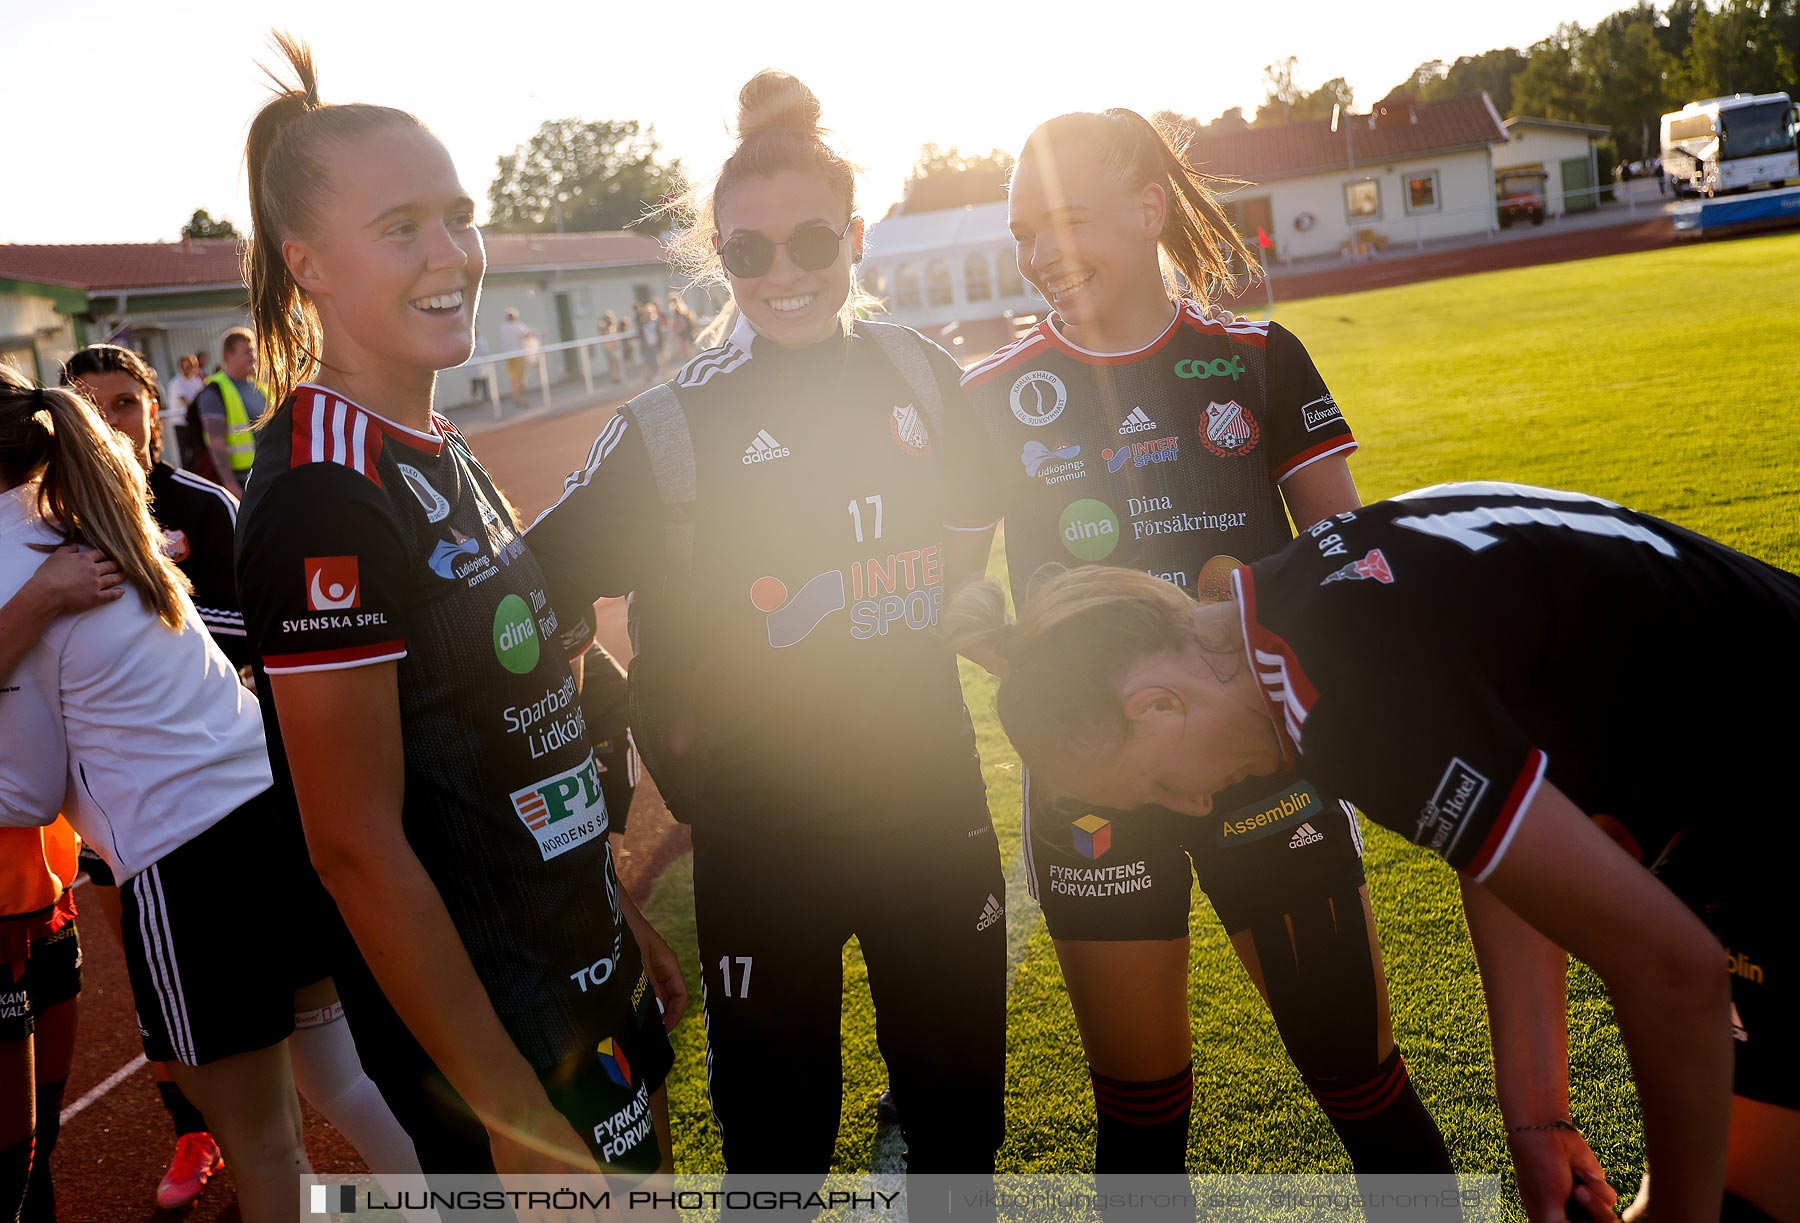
[1220, 785, 1316, 842]
[1728, 949, 1764, 984]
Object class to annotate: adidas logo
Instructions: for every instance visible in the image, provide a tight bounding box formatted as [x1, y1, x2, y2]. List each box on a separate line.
[1118, 407, 1158, 435]
[742, 429, 791, 465]
[1289, 822, 1324, 849]
[975, 893, 1003, 932]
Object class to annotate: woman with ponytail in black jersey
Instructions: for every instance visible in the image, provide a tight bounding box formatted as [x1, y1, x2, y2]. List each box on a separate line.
[232, 35, 682, 1187]
[526, 72, 1007, 1190]
[944, 110, 1460, 1198]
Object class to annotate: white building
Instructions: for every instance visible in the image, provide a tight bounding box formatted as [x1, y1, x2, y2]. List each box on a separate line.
[861, 201, 1046, 353]
[0, 233, 706, 389]
[1497, 116, 1612, 216]
[1186, 93, 1514, 263]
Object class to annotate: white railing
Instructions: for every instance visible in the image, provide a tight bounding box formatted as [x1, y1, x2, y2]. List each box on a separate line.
[456, 330, 649, 421]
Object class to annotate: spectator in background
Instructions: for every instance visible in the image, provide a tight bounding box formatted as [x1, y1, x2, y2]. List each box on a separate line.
[597, 312, 624, 383]
[665, 294, 696, 365]
[192, 329, 265, 497]
[637, 300, 664, 379]
[165, 354, 205, 470]
[500, 306, 535, 406]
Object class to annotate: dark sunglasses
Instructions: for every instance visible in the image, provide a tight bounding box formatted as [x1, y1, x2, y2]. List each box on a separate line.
[716, 217, 857, 279]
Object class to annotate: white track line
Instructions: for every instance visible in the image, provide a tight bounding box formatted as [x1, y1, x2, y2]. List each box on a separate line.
[60, 1054, 147, 1125]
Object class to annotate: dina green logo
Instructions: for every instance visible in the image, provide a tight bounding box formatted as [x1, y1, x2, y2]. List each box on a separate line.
[493, 594, 540, 674]
[1059, 499, 1119, 561]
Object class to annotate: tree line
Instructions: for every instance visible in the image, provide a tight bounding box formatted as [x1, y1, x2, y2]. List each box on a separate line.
[1158, 0, 1799, 163]
[186, 2, 1796, 239]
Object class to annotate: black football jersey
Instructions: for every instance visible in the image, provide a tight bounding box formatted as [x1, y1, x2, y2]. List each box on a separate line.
[148, 462, 248, 667]
[236, 385, 637, 1071]
[1238, 482, 1800, 888]
[950, 301, 1355, 606]
[525, 316, 987, 831]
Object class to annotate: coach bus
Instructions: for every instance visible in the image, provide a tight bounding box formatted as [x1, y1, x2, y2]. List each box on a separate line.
[1661, 93, 1800, 196]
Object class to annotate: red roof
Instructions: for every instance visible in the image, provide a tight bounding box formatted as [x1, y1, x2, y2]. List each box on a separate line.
[0, 231, 665, 294]
[1185, 93, 1509, 185]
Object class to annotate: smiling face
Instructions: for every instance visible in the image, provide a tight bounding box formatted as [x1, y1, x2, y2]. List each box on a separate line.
[714, 170, 861, 350]
[1008, 135, 1167, 333]
[71, 369, 156, 470]
[285, 124, 485, 382]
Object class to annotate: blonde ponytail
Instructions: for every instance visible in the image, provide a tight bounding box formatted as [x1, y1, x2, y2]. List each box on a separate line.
[0, 365, 189, 629]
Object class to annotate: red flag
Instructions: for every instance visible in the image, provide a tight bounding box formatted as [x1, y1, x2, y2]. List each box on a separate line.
[1256, 226, 1273, 250]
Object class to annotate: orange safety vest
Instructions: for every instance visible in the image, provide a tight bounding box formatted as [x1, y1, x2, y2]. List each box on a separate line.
[0, 817, 79, 919]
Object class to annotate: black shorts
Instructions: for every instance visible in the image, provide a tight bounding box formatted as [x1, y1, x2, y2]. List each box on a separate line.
[1025, 768, 1367, 939]
[77, 841, 115, 888]
[121, 789, 339, 1066]
[0, 905, 81, 1043]
[543, 964, 674, 1175]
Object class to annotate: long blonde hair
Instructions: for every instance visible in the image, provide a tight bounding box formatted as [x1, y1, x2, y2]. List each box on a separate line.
[943, 566, 1239, 762]
[0, 364, 189, 629]
[658, 70, 873, 349]
[1018, 109, 1260, 302]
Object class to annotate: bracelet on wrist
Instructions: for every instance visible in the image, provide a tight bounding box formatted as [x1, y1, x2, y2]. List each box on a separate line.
[1507, 1118, 1581, 1137]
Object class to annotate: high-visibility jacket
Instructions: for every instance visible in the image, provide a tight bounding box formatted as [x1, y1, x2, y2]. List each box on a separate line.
[206, 372, 266, 476]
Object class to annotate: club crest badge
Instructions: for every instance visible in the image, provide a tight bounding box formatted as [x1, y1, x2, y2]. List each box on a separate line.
[1202, 400, 1261, 457]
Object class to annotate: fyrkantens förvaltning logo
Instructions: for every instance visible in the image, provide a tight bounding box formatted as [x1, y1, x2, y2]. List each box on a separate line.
[596, 1036, 633, 1088]
[1059, 499, 1119, 561]
[493, 594, 541, 674]
[1175, 355, 1245, 382]
[1010, 370, 1068, 427]
[1071, 814, 1112, 860]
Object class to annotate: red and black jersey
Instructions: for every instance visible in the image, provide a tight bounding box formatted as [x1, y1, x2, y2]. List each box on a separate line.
[949, 301, 1355, 606]
[235, 385, 638, 1072]
[524, 316, 986, 832]
[147, 462, 247, 668]
[1235, 482, 1800, 888]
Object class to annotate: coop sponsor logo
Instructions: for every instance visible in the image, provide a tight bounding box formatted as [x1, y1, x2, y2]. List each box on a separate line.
[1174, 355, 1245, 381]
[509, 752, 607, 861]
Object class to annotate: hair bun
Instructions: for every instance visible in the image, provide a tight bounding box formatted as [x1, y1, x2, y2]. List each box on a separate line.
[736, 70, 822, 141]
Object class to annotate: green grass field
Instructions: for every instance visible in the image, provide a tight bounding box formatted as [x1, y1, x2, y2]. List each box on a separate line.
[635, 231, 1800, 1210]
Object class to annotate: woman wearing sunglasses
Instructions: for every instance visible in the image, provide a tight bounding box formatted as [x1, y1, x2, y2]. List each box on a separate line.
[526, 71, 1006, 1182]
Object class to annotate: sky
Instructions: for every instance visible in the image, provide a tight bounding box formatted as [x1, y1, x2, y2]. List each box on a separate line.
[4, 0, 1638, 245]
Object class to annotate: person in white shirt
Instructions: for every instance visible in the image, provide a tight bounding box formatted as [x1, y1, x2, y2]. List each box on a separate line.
[164, 354, 206, 466]
[0, 366, 423, 1223]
